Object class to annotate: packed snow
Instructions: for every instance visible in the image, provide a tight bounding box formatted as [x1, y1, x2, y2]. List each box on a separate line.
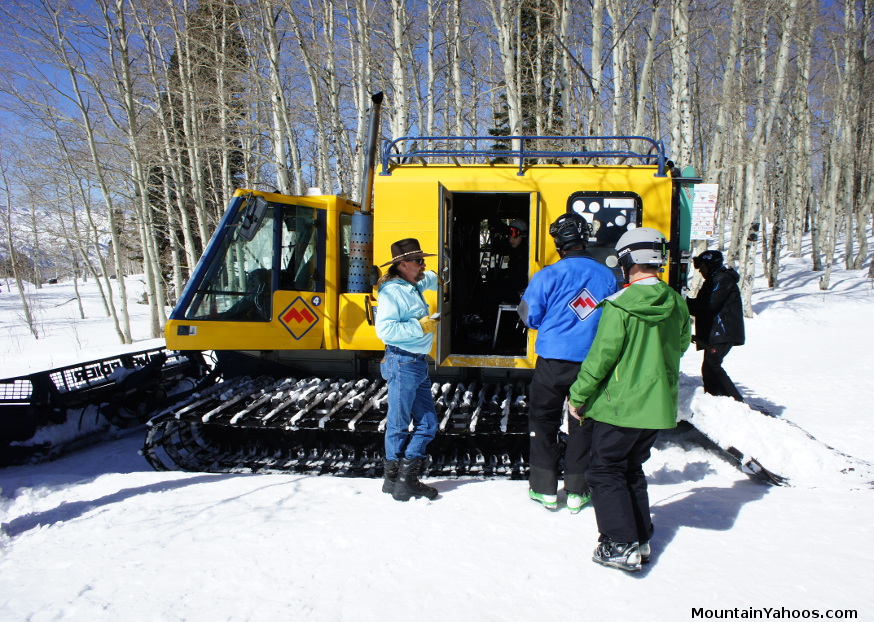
[1, 251, 873, 621]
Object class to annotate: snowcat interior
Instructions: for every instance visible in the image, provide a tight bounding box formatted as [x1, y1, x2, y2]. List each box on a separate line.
[445, 192, 531, 358]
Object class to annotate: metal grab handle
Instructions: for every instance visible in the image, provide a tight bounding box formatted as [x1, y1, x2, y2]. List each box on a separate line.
[365, 296, 375, 326]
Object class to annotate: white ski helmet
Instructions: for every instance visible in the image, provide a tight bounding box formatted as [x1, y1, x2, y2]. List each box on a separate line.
[611, 227, 668, 273]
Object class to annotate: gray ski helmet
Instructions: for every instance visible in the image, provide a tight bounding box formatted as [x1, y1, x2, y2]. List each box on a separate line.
[549, 212, 591, 251]
[613, 227, 668, 272]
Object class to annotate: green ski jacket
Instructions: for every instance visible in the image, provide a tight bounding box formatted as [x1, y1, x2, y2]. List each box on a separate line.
[568, 276, 692, 430]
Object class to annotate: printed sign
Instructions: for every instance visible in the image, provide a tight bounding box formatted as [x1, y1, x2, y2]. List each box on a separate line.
[691, 184, 719, 240]
[279, 297, 319, 339]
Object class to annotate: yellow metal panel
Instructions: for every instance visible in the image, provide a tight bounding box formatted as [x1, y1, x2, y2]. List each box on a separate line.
[442, 354, 535, 369]
[374, 164, 674, 287]
[166, 290, 325, 351]
[338, 294, 383, 351]
[374, 163, 673, 273]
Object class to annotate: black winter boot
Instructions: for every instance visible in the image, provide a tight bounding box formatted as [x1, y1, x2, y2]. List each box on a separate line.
[382, 459, 399, 494]
[392, 457, 438, 501]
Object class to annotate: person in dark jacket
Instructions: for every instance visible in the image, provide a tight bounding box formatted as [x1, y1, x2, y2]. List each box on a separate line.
[517, 212, 618, 512]
[568, 227, 691, 572]
[686, 250, 745, 402]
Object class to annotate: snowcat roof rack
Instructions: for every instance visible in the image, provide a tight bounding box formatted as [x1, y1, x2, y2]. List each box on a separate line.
[380, 135, 668, 177]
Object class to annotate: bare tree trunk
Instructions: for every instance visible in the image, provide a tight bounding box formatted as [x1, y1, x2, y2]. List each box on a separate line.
[259, 0, 292, 195]
[670, 0, 693, 167]
[487, 0, 522, 134]
[632, 1, 663, 138]
[450, 0, 464, 136]
[99, 0, 163, 337]
[44, 3, 131, 343]
[606, 0, 627, 135]
[287, 3, 332, 192]
[389, 0, 411, 139]
[0, 153, 39, 338]
[589, 0, 604, 136]
[705, 0, 742, 183]
[787, 14, 814, 257]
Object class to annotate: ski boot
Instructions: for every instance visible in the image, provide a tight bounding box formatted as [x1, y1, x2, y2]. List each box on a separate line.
[566, 492, 591, 514]
[639, 541, 651, 564]
[528, 489, 558, 510]
[592, 538, 642, 572]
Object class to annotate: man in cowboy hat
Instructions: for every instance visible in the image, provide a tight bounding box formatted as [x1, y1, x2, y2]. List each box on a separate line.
[375, 238, 441, 501]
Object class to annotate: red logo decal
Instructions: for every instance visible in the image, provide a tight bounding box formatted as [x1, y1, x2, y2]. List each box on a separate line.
[568, 288, 599, 321]
[279, 297, 319, 339]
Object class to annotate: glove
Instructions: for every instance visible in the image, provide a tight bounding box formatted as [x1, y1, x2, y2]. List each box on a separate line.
[419, 317, 439, 334]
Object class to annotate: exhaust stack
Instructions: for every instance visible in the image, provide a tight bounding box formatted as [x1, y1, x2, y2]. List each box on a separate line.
[358, 92, 383, 215]
[348, 92, 383, 293]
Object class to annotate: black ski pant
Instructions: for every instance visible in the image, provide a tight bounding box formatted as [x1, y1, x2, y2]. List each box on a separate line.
[588, 421, 657, 545]
[702, 343, 744, 402]
[528, 357, 592, 496]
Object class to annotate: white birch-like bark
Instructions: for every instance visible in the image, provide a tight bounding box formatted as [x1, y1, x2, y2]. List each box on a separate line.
[669, 0, 692, 167]
[44, 1, 131, 342]
[486, 0, 522, 135]
[98, 0, 163, 337]
[172, 0, 213, 245]
[259, 0, 292, 195]
[606, 0, 626, 135]
[705, 0, 742, 182]
[451, 0, 464, 136]
[287, 1, 332, 192]
[0, 154, 39, 338]
[631, 1, 663, 138]
[589, 0, 604, 136]
[737, 0, 797, 307]
[389, 0, 410, 139]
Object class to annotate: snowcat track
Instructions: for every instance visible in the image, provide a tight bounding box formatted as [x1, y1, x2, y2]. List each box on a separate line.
[142, 375, 532, 478]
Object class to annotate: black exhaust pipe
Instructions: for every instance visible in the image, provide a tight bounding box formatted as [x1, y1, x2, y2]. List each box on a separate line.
[358, 92, 383, 214]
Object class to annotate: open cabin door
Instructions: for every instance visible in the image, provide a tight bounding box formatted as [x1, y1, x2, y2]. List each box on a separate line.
[433, 190, 536, 368]
[436, 185, 454, 364]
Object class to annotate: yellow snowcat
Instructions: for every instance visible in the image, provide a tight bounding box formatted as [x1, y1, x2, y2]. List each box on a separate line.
[139, 93, 706, 478]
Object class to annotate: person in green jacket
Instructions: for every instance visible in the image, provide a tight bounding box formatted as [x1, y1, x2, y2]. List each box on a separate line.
[568, 227, 691, 572]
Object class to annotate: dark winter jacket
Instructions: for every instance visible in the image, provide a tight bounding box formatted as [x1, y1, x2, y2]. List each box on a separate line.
[686, 266, 745, 348]
[567, 277, 692, 430]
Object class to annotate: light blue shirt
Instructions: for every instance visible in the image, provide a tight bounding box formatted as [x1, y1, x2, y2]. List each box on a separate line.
[375, 271, 439, 355]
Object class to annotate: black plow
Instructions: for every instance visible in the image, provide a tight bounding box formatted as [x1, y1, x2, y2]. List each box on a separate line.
[0, 347, 208, 466]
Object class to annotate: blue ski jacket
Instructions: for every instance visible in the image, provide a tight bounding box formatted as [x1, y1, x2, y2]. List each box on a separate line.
[518, 251, 618, 362]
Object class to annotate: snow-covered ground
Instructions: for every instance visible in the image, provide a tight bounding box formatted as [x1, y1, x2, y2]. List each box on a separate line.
[1, 252, 873, 621]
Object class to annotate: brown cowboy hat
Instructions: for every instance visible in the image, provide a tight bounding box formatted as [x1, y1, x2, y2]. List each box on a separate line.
[379, 238, 437, 267]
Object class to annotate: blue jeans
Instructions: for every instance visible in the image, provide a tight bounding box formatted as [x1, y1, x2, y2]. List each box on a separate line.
[380, 345, 438, 461]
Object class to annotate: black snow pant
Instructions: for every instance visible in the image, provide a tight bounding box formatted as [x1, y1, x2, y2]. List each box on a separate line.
[588, 421, 657, 545]
[701, 343, 744, 402]
[528, 357, 592, 496]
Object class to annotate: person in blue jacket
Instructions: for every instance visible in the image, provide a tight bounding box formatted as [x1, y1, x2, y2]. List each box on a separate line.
[517, 213, 618, 512]
[375, 238, 441, 501]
